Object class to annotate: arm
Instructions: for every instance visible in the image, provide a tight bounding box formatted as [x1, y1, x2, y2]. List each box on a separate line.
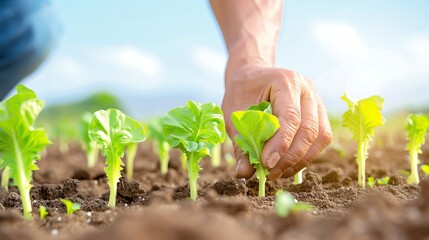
[211, 0, 333, 180]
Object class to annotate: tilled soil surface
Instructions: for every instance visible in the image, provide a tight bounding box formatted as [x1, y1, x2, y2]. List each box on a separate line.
[0, 140, 428, 240]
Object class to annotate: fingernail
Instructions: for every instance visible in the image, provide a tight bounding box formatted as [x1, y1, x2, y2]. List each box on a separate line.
[268, 169, 283, 181]
[267, 152, 281, 168]
[235, 158, 243, 173]
[283, 168, 295, 178]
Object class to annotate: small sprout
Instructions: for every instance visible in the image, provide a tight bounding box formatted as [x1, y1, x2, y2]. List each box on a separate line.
[162, 101, 225, 201]
[125, 142, 138, 179]
[405, 114, 429, 184]
[367, 177, 376, 188]
[79, 112, 99, 168]
[89, 109, 146, 207]
[60, 199, 81, 215]
[293, 168, 305, 185]
[39, 205, 48, 219]
[377, 176, 390, 185]
[1, 166, 10, 191]
[341, 93, 384, 188]
[207, 143, 222, 168]
[147, 119, 171, 174]
[421, 164, 429, 176]
[274, 190, 313, 218]
[232, 102, 280, 197]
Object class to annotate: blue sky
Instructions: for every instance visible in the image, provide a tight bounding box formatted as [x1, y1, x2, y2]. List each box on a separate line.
[24, 0, 429, 117]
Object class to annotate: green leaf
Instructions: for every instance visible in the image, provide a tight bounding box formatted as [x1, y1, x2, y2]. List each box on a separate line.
[405, 114, 429, 184]
[88, 108, 146, 207]
[39, 205, 48, 219]
[162, 101, 225, 154]
[0, 84, 51, 219]
[367, 176, 376, 188]
[377, 176, 390, 185]
[421, 164, 429, 176]
[274, 190, 313, 218]
[231, 101, 279, 165]
[60, 199, 81, 215]
[341, 93, 384, 144]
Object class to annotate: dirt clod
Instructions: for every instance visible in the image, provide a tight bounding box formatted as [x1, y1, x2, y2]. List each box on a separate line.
[213, 178, 247, 196]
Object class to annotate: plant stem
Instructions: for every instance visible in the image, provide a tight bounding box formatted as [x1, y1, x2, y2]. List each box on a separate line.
[408, 149, 420, 184]
[293, 168, 305, 185]
[107, 152, 121, 208]
[126, 143, 137, 180]
[20, 186, 32, 219]
[210, 144, 221, 168]
[180, 152, 187, 170]
[108, 180, 118, 208]
[187, 152, 199, 201]
[87, 142, 99, 168]
[255, 164, 268, 197]
[357, 141, 367, 188]
[1, 166, 11, 191]
[159, 142, 170, 175]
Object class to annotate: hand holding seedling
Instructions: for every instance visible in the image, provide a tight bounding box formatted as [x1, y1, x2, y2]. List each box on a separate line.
[211, 0, 333, 180]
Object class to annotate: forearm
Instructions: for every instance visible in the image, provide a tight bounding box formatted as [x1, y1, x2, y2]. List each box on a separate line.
[210, 0, 283, 76]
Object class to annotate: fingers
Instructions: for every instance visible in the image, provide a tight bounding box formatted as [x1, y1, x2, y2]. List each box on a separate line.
[282, 97, 333, 178]
[261, 71, 303, 169]
[267, 79, 319, 181]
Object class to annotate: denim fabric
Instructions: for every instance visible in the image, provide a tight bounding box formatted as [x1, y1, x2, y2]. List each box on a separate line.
[0, 0, 59, 99]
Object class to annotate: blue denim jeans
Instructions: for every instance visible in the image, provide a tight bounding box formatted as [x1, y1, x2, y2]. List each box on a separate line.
[0, 0, 59, 100]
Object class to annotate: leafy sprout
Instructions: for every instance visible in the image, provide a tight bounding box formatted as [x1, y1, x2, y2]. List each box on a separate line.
[162, 101, 225, 201]
[147, 118, 171, 174]
[0, 85, 51, 219]
[89, 109, 146, 207]
[79, 112, 99, 168]
[293, 168, 305, 185]
[341, 93, 384, 188]
[274, 190, 313, 218]
[125, 143, 138, 179]
[39, 205, 48, 219]
[232, 101, 280, 197]
[367, 177, 376, 188]
[60, 199, 81, 215]
[405, 114, 429, 184]
[377, 176, 390, 185]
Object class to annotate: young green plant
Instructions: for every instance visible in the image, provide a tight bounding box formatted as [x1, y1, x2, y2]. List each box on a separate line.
[293, 168, 305, 185]
[274, 190, 313, 217]
[60, 199, 81, 215]
[147, 118, 171, 175]
[367, 177, 376, 188]
[232, 101, 280, 197]
[207, 143, 222, 168]
[405, 114, 429, 184]
[39, 205, 48, 219]
[0, 85, 51, 219]
[421, 164, 429, 176]
[377, 176, 390, 185]
[79, 112, 99, 168]
[162, 101, 225, 201]
[341, 93, 384, 188]
[88, 109, 146, 207]
[125, 142, 138, 179]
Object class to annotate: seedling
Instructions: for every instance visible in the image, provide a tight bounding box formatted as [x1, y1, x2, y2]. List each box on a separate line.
[367, 177, 376, 188]
[341, 93, 384, 188]
[125, 143, 138, 179]
[274, 190, 313, 217]
[1, 165, 10, 191]
[421, 164, 429, 176]
[293, 168, 305, 185]
[232, 102, 280, 197]
[89, 109, 146, 207]
[147, 118, 170, 175]
[377, 176, 390, 185]
[162, 101, 225, 201]
[0, 85, 51, 219]
[39, 205, 48, 219]
[60, 199, 81, 215]
[405, 114, 429, 184]
[79, 112, 99, 168]
[207, 143, 222, 168]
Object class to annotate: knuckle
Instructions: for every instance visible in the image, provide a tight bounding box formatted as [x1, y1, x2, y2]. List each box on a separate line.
[320, 129, 334, 146]
[301, 122, 319, 142]
[283, 106, 301, 130]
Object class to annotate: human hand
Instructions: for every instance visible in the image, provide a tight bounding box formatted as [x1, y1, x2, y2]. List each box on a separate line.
[222, 60, 333, 181]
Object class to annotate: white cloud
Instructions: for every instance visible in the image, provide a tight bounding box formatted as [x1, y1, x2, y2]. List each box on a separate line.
[99, 46, 162, 78]
[191, 46, 227, 75]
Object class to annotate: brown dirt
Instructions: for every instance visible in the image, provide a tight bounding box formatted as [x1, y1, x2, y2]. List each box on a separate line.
[0, 139, 427, 240]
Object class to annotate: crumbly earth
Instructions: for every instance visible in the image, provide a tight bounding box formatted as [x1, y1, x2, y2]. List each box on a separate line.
[0, 139, 428, 240]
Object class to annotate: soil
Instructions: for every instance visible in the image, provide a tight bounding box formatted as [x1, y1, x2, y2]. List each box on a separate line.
[0, 139, 428, 240]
